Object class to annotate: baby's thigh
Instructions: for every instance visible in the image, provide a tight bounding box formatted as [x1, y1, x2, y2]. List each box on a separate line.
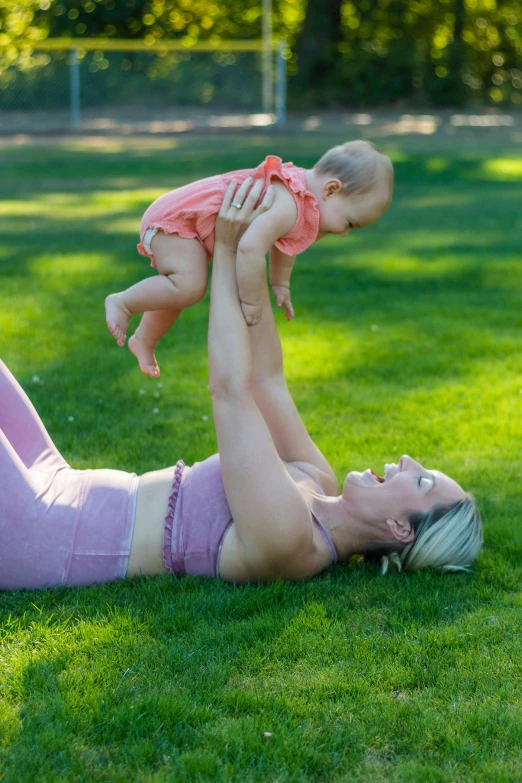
[151, 232, 208, 288]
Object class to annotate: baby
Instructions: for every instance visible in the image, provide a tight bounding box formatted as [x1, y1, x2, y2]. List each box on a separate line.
[105, 140, 394, 377]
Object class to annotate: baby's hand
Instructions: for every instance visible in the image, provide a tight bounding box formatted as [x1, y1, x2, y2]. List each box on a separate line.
[272, 285, 294, 321]
[241, 301, 263, 327]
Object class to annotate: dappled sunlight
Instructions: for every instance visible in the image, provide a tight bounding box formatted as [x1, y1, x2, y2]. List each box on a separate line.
[480, 158, 522, 179]
[97, 216, 141, 235]
[401, 194, 482, 208]
[1, 137, 521, 513]
[375, 362, 522, 463]
[281, 328, 358, 381]
[65, 137, 180, 153]
[0, 190, 146, 220]
[424, 157, 451, 173]
[29, 252, 113, 282]
[359, 254, 470, 278]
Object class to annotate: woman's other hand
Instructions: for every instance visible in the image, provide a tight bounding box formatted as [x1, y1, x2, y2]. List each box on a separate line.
[214, 177, 275, 253]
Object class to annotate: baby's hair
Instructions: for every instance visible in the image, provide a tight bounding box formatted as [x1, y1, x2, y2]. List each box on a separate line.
[380, 495, 483, 576]
[314, 140, 393, 197]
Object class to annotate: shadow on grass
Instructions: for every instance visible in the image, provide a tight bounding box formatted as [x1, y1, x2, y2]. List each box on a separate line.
[1, 555, 519, 782]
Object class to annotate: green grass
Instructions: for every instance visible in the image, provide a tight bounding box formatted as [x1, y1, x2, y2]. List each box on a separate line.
[1, 132, 521, 782]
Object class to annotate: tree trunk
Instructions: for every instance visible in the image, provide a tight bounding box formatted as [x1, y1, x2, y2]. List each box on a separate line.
[446, 0, 467, 102]
[294, 0, 343, 92]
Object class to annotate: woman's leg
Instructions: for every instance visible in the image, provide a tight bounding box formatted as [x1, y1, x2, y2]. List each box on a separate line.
[0, 428, 78, 590]
[105, 234, 208, 375]
[0, 359, 69, 471]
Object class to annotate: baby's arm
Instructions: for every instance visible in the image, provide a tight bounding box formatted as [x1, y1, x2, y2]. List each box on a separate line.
[236, 182, 297, 325]
[270, 247, 297, 321]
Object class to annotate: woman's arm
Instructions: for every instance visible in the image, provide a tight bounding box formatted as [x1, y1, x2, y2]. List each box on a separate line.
[247, 278, 339, 497]
[209, 180, 319, 578]
[235, 182, 296, 326]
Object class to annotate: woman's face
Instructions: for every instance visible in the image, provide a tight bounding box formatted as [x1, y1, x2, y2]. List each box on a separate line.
[342, 455, 466, 527]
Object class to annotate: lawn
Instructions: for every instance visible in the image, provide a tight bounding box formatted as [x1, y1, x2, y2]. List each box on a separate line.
[0, 131, 521, 782]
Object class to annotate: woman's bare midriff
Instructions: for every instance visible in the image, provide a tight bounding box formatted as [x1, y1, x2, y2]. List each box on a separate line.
[126, 468, 174, 578]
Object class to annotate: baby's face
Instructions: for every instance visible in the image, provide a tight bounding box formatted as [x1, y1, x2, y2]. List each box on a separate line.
[316, 176, 392, 239]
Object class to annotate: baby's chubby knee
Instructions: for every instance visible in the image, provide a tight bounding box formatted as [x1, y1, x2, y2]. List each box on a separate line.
[167, 270, 208, 307]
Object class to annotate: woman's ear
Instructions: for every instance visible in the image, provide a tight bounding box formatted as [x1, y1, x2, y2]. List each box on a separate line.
[386, 518, 415, 543]
[323, 178, 343, 199]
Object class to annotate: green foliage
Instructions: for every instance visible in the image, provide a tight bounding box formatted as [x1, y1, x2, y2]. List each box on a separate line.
[293, 0, 522, 107]
[31, 0, 303, 44]
[0, 0, 47, 72]
[1, 0, 521, 106]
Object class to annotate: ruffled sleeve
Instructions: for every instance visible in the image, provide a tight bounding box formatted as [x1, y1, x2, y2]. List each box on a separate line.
[162, 459, 185, 573]
[260, 155, 320, 256]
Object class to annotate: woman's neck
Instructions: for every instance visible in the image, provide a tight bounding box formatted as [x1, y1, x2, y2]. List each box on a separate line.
[310, 493, 391, 561]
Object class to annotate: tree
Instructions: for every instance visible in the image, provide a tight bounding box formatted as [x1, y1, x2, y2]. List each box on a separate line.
[292, 0, 343, 104]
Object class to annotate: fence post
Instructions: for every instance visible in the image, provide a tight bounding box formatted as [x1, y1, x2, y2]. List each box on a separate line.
[275, 40, 287, 128]
[70, 48, 80, 130]
[262, 0, 273, 113]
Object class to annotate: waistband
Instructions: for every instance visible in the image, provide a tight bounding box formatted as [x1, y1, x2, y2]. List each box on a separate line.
[65, 468, 139, 588]
[162, 460, 186, 574]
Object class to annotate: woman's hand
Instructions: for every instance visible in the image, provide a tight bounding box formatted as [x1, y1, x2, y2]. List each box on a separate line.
[214, 177, 274, 254]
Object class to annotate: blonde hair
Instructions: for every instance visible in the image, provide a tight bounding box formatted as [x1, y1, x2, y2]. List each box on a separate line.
[314, 140, 393, 197]
[380, 496, 483, 576]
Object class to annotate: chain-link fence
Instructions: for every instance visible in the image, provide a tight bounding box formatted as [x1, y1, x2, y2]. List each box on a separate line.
[0, 40, 287, 133]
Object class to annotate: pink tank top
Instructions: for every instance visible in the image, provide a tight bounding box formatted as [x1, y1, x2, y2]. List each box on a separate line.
[137, 156, 320, 265]
[162, 454, 337, 578]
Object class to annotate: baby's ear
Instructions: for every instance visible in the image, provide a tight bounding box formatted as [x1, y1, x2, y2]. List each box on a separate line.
[386, 518, 415, 543]
[323, 178, 343, 198]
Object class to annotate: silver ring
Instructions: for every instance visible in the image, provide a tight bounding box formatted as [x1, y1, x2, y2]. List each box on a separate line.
[232, 202, 243, 209]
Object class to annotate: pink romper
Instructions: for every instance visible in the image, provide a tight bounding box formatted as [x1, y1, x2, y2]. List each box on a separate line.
[137, 155, 321, 266]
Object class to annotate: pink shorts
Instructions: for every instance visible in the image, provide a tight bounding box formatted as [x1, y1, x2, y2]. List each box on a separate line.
[0, 359, 139, 591]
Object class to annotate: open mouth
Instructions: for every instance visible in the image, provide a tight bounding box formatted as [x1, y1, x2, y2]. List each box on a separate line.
[370, 470, 385, 483]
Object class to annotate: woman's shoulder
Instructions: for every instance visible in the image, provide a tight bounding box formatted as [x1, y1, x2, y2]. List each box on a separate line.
[284, 460, 339, 497]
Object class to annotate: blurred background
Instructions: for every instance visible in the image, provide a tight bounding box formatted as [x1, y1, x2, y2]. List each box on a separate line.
[1, 0, 521, 133]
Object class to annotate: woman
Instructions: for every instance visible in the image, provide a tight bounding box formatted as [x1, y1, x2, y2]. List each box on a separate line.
[0, 180, 482, 591]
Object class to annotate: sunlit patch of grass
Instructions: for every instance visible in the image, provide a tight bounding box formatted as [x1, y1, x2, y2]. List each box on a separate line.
[64, 137, 181, 153]
[282, 327, 359, 380]
[29, 252, 112, 282]
[424, 157, 451, 172]
[481, 157, 522, 179]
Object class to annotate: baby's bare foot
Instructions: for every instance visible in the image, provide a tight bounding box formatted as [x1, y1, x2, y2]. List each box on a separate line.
[128, 333, 160, 377]
[105, 294, 132, 346]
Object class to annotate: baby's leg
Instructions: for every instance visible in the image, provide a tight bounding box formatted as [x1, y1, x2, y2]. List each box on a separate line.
[107, 233, 208, 375]
[105, 233, 208, 349]
[129, 309, 180, 377]
[0, 359, 69, 471]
